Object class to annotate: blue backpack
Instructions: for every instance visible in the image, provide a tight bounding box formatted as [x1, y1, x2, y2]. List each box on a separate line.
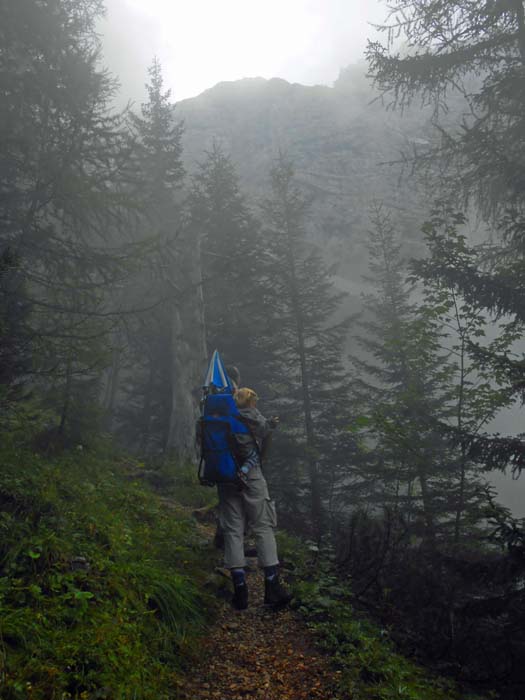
[197, 393, 253, 486]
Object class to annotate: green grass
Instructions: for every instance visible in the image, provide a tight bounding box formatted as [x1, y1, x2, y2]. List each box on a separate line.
[0, 443, 219, 699]
[168, 463, 218, 510]
[277, 534, 487, 700]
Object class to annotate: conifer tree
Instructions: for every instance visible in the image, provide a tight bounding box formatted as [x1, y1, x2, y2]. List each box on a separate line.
[188, 142, 268, 385]
[413, 207, 525, 480]
[0, 0, 139, 442]
[414, 211, 516, 542]
[118, 59, 185, 451]
[367, 0, 525, 478]
[123, 59, 205, 456]
[130, 58, 185, 210]
[259, 155, 352, 537]
[0, 251, 31, 411]
[351, 205, 510, 546]
[367, 0, 525, 218]
[349, 206, 457, 545]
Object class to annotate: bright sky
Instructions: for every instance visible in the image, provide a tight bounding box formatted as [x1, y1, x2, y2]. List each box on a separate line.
[99, 0, 385, 104]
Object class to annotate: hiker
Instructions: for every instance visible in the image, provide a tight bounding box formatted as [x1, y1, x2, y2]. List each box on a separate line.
[217, 386, 291, 610]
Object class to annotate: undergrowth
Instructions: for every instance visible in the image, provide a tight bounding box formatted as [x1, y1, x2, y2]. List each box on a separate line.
[0, 435, 493, 700]
[277, 533, 489, 700]
[0, 442, 218, 699]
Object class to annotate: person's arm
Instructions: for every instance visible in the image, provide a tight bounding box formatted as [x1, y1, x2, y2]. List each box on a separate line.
[250, 408, 274, 440]
[238, 408, 278, 450]
[260, 415, 279, 462]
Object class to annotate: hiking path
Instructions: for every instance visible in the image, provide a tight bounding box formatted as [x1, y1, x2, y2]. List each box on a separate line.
[176, 514, 347, 700]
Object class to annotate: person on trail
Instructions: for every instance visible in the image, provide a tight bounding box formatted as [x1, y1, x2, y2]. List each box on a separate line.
[218, 387, 291, 611]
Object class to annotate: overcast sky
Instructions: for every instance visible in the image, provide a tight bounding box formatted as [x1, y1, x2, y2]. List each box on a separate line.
[98, 0, 385, 105]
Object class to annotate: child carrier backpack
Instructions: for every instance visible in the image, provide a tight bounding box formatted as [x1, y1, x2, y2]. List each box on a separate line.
[198, 393, 252, 486]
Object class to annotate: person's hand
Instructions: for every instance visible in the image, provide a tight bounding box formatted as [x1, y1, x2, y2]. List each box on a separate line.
[235, 468, 249, 491]
[268, 416, 280, 429]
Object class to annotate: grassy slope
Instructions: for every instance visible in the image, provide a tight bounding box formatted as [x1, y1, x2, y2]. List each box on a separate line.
[0, 444, 218, 700]
[0, 443, 485, 700]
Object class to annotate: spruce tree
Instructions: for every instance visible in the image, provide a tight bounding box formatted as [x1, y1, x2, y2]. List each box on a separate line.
[350, 205, 511, 546]
[413, 207, 525, 479]
[0, 0, 139, 443]
[118, 58, 185, 451]
[349, 205, 458, 546]
[189, 142, 268, 385]
[367, 0, 525, 218]
[259, 154, 353, 538]
[367, 0, 525, 479]
[122, 59, 206, 457]
[0, 251, 32, 411]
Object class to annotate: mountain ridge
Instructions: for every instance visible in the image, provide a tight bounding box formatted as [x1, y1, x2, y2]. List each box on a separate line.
[176, 71, 430, 296]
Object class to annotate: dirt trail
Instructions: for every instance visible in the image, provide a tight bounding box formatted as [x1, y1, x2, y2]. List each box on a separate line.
[178, 561, 342, 700]
[176, 517, 345, 700]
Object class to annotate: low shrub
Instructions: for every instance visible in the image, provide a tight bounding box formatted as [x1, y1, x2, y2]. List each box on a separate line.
[277, 535, 487, 700]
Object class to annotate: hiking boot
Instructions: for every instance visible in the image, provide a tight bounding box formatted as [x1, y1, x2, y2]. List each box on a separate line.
[232, 581, 248, 610]
[264, 576, 292, 608]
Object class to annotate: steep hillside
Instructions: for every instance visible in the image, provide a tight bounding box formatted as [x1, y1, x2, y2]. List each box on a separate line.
[0, 442, 483, 700]
[0, 446, 219, 699]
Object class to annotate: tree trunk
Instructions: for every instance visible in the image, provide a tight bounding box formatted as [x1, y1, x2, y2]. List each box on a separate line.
[454, 327, 467, 545]
[139, 357, 155, 452]
[417, 463, 437, 549]
[58, 351, 73, 437]
[165, 229, 207, 460]
[103, 333, 121, 432]
[283, 212, 323, 538]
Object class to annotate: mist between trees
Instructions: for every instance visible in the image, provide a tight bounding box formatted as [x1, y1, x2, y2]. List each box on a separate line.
[1, 0, 525, 698]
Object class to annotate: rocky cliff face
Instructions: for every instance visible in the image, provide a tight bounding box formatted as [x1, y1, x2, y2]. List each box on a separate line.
[176, 69, 432, 303]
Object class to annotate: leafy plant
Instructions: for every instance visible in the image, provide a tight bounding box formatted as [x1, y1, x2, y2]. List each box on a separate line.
[278, 533, 486, 700]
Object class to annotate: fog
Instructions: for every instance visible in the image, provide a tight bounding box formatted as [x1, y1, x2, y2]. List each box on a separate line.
[96, 0, 525, 520]
[98, 0, 384, 105]
[5, 2, 525, 694]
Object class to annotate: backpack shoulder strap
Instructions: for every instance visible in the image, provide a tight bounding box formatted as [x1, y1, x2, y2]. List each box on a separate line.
[236, 415, 262, 463]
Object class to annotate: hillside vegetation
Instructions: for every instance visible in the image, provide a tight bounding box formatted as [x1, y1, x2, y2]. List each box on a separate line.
[0, 440, 218, 699]
[0, 438, 485, 700]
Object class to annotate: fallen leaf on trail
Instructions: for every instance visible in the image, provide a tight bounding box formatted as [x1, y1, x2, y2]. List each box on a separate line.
[177, 529, 346, 700]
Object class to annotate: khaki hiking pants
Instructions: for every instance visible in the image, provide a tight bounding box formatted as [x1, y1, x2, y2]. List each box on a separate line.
[217, 466, 279, 570]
